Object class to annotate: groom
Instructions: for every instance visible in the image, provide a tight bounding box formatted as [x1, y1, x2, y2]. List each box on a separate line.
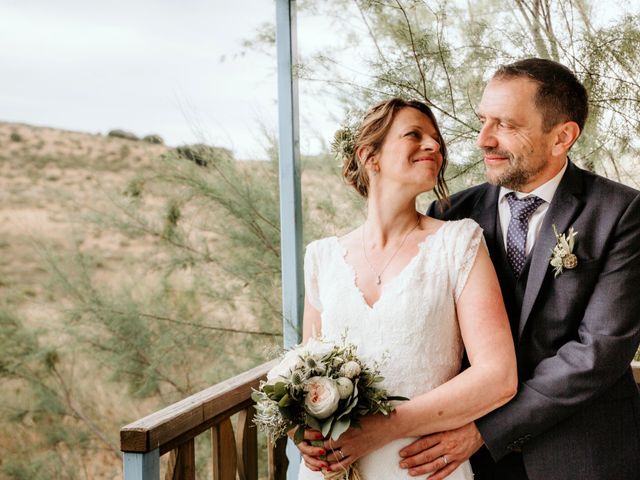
[405, 58, 640, 479]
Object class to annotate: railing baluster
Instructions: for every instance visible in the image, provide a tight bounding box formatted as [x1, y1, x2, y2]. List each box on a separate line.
[236, 406, 258, 480]
[212, 417, 237, 480]
[166, 440, 195, 480]
[268, 437, 289, 480]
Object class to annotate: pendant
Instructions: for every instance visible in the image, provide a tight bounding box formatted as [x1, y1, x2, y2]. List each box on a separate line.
[376, 275, 381, 285]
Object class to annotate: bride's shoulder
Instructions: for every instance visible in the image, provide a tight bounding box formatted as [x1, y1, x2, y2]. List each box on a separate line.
[436, 218, 483, 242]
[305, 235, 340, 257]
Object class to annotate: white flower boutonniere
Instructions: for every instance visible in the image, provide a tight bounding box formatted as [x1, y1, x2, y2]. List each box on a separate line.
[550, 224, 578, 277]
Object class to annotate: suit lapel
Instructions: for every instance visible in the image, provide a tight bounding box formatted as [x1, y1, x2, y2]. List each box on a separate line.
[471, 184, 501, 257]
[518, 162, 585, 338]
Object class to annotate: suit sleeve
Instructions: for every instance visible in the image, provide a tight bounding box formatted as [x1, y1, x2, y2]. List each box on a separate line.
[477, 192, 640, 460]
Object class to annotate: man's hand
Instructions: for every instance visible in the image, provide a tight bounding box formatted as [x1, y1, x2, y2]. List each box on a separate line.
[398, 422, 484, 480]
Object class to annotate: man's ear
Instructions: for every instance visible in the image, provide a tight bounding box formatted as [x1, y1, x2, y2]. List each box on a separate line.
[551, 121, 581, 156]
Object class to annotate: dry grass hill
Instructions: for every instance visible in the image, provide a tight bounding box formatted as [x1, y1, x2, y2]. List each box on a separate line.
[0, 121, 359, 479]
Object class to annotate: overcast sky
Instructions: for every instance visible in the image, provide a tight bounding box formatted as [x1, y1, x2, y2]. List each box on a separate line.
[0, 0, 339, 159]
[1, 1, 636, 160]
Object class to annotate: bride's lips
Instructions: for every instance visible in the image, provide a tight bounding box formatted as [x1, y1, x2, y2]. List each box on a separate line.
[412, 156, 436, 163]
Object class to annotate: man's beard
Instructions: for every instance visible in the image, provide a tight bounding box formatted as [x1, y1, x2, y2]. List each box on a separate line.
[484, 148, 545, 191]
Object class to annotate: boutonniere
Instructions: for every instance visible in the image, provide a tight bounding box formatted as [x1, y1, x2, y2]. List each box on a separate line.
[550, 224, 578, 277]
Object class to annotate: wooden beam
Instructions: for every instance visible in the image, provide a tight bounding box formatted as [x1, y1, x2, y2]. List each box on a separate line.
[121, 360, 276, 453]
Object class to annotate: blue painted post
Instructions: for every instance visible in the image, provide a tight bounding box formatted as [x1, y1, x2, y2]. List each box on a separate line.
[275, 0, 303, 352]
[276, 0, 303, 478]
[123, 450, 160, 480]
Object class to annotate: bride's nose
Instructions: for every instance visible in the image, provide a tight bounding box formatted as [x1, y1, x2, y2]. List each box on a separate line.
[421, 135, 440, 152]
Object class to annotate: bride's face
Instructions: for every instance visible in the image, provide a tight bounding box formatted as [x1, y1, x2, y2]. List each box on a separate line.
[371, 107, 442, 196]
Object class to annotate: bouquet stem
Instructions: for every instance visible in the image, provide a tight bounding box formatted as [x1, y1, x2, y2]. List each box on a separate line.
[321, 464, 362, 480]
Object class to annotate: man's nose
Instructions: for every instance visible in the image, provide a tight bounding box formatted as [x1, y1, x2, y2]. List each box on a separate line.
[476, 124, 498, 149]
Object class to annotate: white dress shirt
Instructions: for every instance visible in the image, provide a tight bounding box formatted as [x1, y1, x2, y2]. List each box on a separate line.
[499, 161, 568, 255]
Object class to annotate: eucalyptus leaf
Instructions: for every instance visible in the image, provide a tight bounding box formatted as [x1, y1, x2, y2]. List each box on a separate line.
[274, 382, 288, 398]
[278, 393, 292, 407]
[321, 416, 334, 437]
[294, 426, 305, 444]
[306, 415, 322, 431]
[331, 417, 351, 440]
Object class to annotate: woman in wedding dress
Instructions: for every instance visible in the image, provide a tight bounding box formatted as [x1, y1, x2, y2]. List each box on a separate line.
[296, 98, 517, 480]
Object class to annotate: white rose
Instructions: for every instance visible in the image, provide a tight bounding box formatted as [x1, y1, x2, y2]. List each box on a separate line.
[340, 361, 361, 379]
[335, 377, 354, 399]
[267, 348, 304, 383]
[304, 376, 340, 419]
[304, 338, 334, 357]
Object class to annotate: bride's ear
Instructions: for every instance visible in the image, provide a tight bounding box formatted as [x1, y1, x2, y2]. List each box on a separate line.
[356, 145, 377, 173]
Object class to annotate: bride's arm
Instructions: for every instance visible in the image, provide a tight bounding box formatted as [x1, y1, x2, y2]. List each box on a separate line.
[323, 245, 516, 468]
[302, 296, 322, 342]
[390, 244, 517, 436]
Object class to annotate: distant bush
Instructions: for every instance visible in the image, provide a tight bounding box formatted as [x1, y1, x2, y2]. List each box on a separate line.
[142, 134, 164, 145]
[10, 132, 22, 142]
[108, 129, 138, 141]
[174, 143, 234, 167]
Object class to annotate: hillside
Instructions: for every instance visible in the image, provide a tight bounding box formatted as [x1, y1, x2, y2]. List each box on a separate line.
[0, 121, 359, 479]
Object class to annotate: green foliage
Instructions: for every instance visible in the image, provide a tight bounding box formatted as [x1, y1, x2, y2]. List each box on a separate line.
[250, 0, 640, 188]
[107, 129, 138, 141]
[0, 306, 120, 478]
[174, 143, 234, 167]
[10, 131, 22, 142]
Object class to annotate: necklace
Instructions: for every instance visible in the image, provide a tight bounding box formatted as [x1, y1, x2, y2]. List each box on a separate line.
[362, 215, 421, 285]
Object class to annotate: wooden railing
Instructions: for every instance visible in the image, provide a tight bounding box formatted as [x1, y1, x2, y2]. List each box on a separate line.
[120, 360, 289, 480]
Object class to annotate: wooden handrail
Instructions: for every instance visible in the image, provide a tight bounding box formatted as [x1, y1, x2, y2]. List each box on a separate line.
[120, 359, 289, 479]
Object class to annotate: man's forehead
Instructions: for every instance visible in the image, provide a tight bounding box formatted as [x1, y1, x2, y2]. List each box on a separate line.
[479, 79, 538, 111]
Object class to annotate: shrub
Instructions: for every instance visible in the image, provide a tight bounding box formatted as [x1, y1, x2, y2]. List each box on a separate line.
[142, 134, 164, 145]
[10, 132, 22, 142]
[107, 129, 138, 141]
[174, 143, 234, 167]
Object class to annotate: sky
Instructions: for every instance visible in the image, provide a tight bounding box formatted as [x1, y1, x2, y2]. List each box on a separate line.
[1, 1, 637, 160]
[0, 0, 338, 160]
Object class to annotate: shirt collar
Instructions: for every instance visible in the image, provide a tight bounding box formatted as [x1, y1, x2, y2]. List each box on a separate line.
[499, 160, 568, 205]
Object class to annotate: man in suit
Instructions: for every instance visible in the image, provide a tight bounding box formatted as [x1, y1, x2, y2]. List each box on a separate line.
[398, 58, 640, 479]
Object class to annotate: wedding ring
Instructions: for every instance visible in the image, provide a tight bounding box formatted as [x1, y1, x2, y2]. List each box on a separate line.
[442, 455, 448, 465]
[337, 448, 345, 460]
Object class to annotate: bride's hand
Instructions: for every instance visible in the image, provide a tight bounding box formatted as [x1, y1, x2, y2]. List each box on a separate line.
[321, 414, 394, 472]
[291, 428, 329, 471]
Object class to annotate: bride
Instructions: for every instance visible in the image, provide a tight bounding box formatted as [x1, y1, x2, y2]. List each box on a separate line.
[296, 98, 517, 479]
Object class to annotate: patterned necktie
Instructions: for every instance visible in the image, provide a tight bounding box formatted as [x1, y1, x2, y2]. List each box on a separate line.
[506, 193, 545, 277]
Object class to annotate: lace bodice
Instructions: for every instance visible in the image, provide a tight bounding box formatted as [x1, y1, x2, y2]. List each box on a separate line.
[298, 219, 483, 480]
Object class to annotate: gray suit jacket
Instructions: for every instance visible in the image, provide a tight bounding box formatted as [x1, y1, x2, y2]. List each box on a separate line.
[428, 161, 640, 480]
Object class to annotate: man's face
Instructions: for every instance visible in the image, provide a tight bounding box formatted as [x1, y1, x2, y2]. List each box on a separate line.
[476, 77, 556, 192]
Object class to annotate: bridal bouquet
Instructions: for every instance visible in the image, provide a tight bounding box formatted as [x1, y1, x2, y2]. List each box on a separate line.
[252, 338, 406, 479]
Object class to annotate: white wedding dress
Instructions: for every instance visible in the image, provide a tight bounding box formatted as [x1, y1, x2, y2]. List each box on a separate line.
[298, 219, 481, 480]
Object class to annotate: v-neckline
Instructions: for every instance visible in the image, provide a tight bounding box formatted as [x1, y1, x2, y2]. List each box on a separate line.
[332, 223, 447, 310]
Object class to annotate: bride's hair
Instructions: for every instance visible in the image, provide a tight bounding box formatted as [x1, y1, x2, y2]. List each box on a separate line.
[341, 98, 449, 203]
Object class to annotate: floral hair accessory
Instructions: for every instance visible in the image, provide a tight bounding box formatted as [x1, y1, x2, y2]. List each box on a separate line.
[550, 224, 578, 277]
[330, 111, 361, 164]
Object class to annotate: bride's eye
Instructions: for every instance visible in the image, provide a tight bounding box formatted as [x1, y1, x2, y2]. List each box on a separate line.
[405, 131, 420, 138]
